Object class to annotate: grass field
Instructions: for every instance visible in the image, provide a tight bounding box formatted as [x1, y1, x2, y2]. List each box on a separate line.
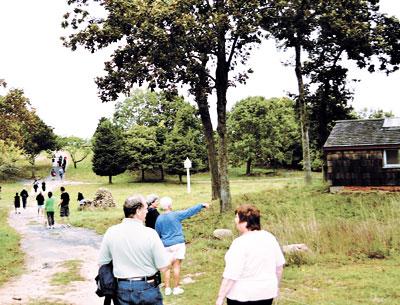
[1, 153, 400, 304]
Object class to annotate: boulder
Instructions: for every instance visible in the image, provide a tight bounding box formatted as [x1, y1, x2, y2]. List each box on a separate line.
[282, 243, 309, 254]
[213, 229, 233, 240]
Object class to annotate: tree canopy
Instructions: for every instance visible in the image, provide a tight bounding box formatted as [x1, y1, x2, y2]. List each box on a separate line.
[92, 118, 130, 183]
[228, 96, 300, 175]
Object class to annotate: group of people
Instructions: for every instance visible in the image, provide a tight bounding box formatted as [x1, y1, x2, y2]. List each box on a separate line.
[98, 194, 285, 305]
[50, 154, 67, 180]
[13, 181, 74, 229]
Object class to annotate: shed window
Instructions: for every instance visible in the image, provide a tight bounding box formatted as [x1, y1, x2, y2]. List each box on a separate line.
[383, 149, 400, 168]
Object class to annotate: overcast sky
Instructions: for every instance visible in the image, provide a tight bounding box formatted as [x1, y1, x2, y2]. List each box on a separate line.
[0, 0, 399, 138]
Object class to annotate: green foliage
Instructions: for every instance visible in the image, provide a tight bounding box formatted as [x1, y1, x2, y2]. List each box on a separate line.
[355, 108, 395, 119]
[22, 114, 57, 163]
[0, 89, 33, 145]
[125, 125, 162, 175]
[0, 140, 24, 179]
[57, 136, 91, 168]
[92, 118, 130, 183]
[228, 97, 300, 173]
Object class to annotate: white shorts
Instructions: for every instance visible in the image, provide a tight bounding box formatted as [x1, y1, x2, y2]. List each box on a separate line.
[37, 205, 44, 209]
[166, 243, 186, 261]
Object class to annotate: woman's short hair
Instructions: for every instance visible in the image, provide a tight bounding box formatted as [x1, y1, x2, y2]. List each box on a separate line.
[124, 194, 146, 218]
[235, 204, 261, 231]
[160, 196, 173, 210]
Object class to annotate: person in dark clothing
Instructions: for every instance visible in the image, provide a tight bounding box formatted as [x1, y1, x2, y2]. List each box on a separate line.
[33, 179, 39, 193]
[14, 192, 21, 214]
[20, 189, 29, 209]
[62, 156, 67, 172]
[58, 155, 63, 167]
[36, 192, 45, 216]
[41, 181, 46, 192]
[145, 194, 160, 229]
[59, 186, 71, 227]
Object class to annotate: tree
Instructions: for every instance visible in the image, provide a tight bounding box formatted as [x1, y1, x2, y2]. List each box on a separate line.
[92, 118, 130, 184]
[0, 89, 34, 145]
[261, 0, 400, 184]
[125, 125, 163, 182]
[355, 108, 395, 119]
[0, 140, 24, 179]
[22, 114, 58, 178]
[62, 0, 265, 212]
[58, 136, 91, 169]
[228, 97, 300, 175]
[164, 103, 207, 182]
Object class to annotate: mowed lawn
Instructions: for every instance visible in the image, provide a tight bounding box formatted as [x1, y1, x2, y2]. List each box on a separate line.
[1, 154, 400, 304]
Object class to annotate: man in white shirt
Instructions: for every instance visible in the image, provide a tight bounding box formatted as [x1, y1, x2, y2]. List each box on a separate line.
[99, 194, 170, 305]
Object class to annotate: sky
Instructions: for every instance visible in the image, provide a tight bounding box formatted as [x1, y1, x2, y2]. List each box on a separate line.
[0, 0, 399, 138]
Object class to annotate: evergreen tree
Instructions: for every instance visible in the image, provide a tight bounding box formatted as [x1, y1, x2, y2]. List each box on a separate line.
[92, 118, 130, 184]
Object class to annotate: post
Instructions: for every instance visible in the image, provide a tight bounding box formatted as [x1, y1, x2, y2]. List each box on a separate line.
[184, 157, 192, 194]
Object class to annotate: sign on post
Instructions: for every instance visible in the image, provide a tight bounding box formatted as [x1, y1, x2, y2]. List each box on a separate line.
[184, 157, 192, 193]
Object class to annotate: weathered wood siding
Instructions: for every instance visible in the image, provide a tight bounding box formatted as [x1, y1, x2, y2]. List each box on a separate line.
[325, 149, 400, 186]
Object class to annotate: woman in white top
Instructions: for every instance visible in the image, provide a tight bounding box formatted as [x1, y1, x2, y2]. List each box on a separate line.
[216, 204, 285, 305]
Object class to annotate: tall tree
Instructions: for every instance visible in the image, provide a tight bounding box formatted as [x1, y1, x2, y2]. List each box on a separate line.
[125, 124, 164, 182]
[92, 118, 130, 184]
[62, 0, 264, 212]
[22, 114, 58, 178]
[0, 89, 34, 145]
[262, 0, 400, 184]
[228, 97, 300, 175]
[164, 102, 207, 182]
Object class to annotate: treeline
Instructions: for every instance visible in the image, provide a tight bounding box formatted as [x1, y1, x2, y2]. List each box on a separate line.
[91, 90, 208, 183]
[0, 85, 57, 179]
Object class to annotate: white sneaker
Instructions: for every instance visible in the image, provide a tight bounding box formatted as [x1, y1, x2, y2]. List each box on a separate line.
[173, 287, 184, 295]
[165, 287, 172, 296]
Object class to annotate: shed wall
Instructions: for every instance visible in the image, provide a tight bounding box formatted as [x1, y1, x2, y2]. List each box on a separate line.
[325, 149, 400, 186]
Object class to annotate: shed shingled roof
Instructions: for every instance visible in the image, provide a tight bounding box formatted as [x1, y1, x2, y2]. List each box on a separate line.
[323, 118, 400, 149]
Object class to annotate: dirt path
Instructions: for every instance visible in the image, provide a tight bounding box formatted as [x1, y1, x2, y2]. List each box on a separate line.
[0, 176, 103, 305]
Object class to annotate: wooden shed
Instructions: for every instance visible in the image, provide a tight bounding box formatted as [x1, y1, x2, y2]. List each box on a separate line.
[323, 118, 400, 186]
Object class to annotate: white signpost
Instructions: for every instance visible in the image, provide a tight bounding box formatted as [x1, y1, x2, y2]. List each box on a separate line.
[184, 157, 192, 193]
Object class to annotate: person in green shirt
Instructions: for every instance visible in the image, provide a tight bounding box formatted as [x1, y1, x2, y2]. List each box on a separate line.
[45, 191, 55, 229]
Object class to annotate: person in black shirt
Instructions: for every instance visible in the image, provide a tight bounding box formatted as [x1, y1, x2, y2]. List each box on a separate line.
[41, 181, 46, 192]
[36, 192, 45, 216]
[145, 194, 160, 229]
[20, 188, 29, 209]
[14, 192, 21, 214]
[58, 186, 71, 228]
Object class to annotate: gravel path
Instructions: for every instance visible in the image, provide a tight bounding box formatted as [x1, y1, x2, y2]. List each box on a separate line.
[0, 176, 104, 305]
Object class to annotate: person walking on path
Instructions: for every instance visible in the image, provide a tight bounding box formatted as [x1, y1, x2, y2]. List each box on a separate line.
[58, 167, 64, 180]
[41, 181, 46, 192]
[58, 186, 71, 227]
[20, 188, 29, 209]
[33, 179, 39, 193]
[62, 156, 67, 172]
[215, 204, 285, 305]
[99, 194, 170, 305]
[145, 194, 160, 229]
[36, 192, 45, 217]
[155, 197, 209, 296]
[14, 192, 21, 214]
[58, 155, 62, 167]
[45, 191, 56, 229]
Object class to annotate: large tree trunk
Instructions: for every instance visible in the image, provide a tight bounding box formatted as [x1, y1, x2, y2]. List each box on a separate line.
[159, 165, 164, 181]
[28, 155, 36, 178]
[215, 16, 232, 212]
[179, 174, 182, 183]
[141, 169, 145, 182]
[195, 54, 221, 200]
[295, 43, 312, 184]
[108, 175, 112, 184]
[246, 158, 252, 176]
